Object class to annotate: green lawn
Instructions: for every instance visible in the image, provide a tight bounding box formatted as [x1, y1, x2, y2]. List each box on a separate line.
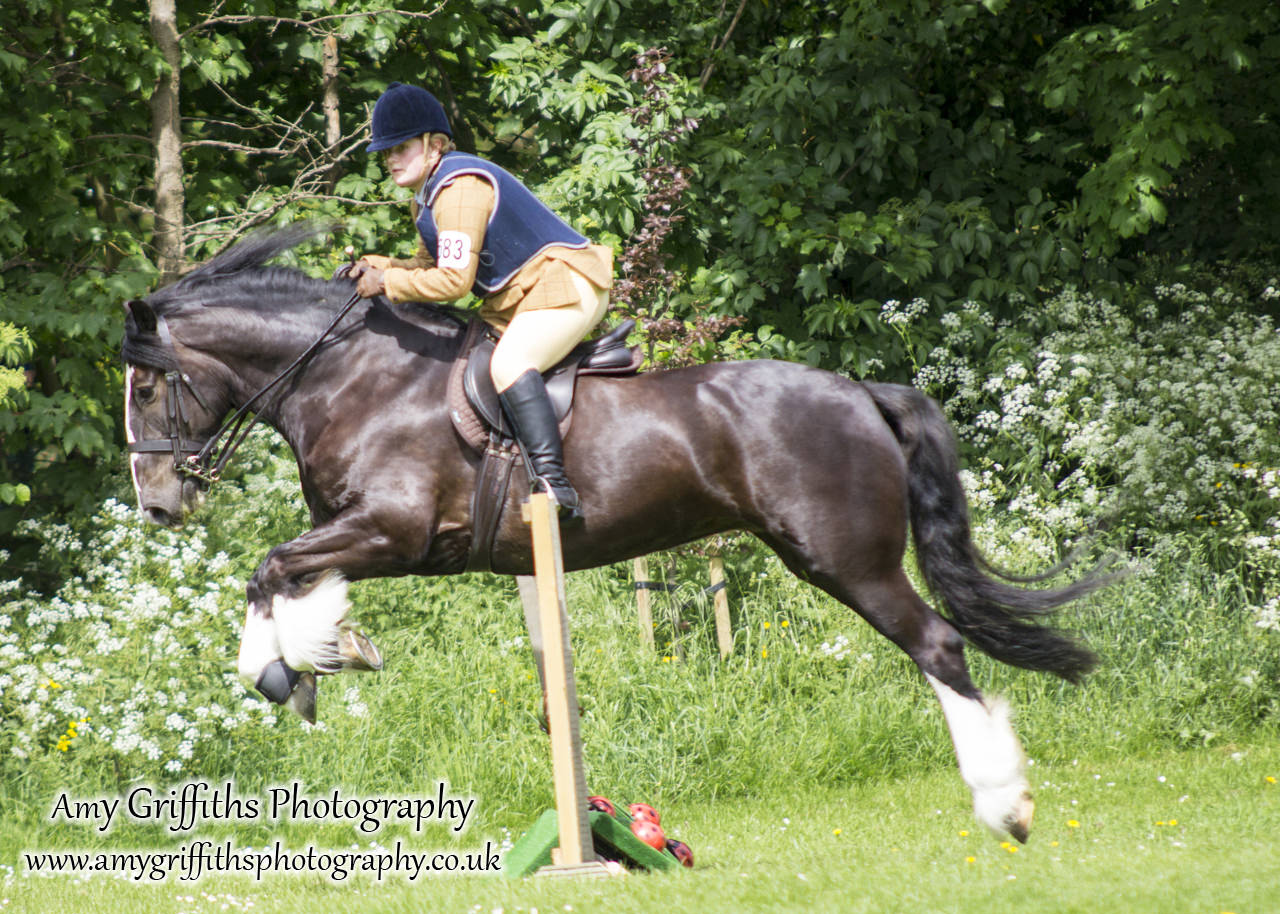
[7, 745, 1276, 914]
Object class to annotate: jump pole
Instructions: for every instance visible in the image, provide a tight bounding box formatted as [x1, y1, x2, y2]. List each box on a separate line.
[633, 553, 734, 658]
[633, 556, 655, 646]
[708, 554, 733, 659]
[521, 492, 613, 878]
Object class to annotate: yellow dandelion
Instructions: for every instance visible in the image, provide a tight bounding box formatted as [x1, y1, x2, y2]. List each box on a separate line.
[763, 621, 771, 629]
[833, 828, 842, 836]
[663, 656, 673, 663]
[1049, 841, 1060, 848]
[761, 648, 769, 658]
[959, 830, 969, 837]
[1266, 776, 1276, 784]
[1067, 820, 1080, 828]
[1168, 819, 1177, 826]
[965, 856, 976, 864]
[780, 620, 789, 628]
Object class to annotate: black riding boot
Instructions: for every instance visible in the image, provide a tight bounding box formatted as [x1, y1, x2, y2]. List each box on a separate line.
[498, 368, 584, 524]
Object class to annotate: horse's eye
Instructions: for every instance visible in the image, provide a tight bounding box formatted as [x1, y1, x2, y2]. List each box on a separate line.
[136, 386, 157, 405]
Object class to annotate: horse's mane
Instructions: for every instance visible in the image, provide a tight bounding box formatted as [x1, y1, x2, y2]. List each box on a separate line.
[123, 223, 468, 369]
[148, 222, 338, 316]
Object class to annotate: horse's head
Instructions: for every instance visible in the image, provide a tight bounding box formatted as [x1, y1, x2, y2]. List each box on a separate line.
[122, 297, 227, 527]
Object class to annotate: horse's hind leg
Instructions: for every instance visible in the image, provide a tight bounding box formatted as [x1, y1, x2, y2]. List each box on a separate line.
[824, 566, 1035, 842]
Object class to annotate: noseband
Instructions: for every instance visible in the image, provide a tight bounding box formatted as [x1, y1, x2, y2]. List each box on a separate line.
[127, 289, 363, 485]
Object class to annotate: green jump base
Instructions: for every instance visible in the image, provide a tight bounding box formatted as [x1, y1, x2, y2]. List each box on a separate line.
[504, 808, 681, 878]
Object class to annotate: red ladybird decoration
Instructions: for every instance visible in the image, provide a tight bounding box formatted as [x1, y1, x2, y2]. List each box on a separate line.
[630, 818, 666, 850]
[666, 838, 694, 868]
[587, 795, 616, 816]
[628, 802, 660, 825]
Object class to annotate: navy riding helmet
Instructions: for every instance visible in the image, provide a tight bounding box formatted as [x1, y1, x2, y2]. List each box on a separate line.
[367, 82, 452, 152]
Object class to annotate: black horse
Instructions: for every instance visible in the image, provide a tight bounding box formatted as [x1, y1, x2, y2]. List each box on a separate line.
[123, 226, 1103, 842]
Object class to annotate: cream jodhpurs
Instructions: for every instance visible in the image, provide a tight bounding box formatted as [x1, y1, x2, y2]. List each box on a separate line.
[489, 269, 610, 393]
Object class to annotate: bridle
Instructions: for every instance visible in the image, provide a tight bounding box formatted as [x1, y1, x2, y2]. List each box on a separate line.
[127, 288, 363, 485]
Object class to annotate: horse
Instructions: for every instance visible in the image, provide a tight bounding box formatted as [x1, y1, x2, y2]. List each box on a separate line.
[122, 225, 1104, 843]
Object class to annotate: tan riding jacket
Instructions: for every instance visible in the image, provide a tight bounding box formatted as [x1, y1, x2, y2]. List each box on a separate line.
[362, 175, 613, 331]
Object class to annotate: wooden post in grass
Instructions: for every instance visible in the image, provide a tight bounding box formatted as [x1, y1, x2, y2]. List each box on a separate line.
[709, 555, 732, 659]
[523, 493, 610, 877]
[633, 556, 655, 646]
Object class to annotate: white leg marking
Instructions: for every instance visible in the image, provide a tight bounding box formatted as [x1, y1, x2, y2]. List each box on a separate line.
[926, 673, 1031, 837]
[124, 366, 144, 509]
[238, 602, 282, 689]
[273, 572, 350, 673]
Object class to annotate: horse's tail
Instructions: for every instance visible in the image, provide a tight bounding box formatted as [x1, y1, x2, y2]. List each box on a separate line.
[863, 381, 1102, 682]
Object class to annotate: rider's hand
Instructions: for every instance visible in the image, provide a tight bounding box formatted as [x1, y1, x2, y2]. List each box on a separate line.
[354, 262, 386, 298]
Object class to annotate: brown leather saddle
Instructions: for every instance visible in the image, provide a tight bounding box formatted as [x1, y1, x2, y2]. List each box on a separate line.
[447, 318, 642, 571]
[449, 317, 641, 448]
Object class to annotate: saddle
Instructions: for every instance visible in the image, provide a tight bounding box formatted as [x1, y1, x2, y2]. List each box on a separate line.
[447, 317, 642, 571]
[448, 318, 641, 450]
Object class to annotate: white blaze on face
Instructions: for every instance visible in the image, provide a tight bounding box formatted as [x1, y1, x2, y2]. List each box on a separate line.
[124, 365, 144, 509]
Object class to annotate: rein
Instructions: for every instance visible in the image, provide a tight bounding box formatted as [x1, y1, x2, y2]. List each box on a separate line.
[129, 287, 364, 485]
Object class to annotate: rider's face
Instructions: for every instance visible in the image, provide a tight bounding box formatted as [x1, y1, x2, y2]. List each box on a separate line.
[384, 137, 436, 189]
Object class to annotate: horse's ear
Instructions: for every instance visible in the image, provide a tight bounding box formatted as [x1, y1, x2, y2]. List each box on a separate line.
[125, 299, 157, 334]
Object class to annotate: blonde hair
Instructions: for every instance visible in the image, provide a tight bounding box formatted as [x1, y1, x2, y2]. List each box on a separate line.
[425, 132, 456, 155]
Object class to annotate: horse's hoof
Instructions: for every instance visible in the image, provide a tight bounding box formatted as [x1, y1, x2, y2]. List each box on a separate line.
[284, 671, 318, 723]
[1006, 793, 1035, 844]
[338, 628, 383, 672]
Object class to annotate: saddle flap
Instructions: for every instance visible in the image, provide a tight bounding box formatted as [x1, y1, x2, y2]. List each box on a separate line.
[462, 337, 507, 433]
[454, 318, 642, 450]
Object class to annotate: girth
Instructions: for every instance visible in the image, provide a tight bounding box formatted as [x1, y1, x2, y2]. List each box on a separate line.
[450, 318, 641, 572]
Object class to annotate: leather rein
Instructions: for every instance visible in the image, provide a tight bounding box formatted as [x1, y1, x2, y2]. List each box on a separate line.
[127, 288, 363, 485]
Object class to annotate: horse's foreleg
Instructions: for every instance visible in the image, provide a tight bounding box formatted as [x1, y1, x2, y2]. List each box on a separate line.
[239, 515, 408, 719]
[838, 569, 1035, 842]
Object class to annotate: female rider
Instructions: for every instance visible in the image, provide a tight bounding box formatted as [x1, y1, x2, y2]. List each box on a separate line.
[348, 82, 612, 524]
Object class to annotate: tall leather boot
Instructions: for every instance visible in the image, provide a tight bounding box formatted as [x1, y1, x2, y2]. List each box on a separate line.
[498, 368, 584, 525]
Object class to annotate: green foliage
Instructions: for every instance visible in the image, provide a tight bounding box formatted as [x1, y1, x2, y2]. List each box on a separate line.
[0, 321, 31, 421]
[916, 263, 1280, 589]
[1034, 0, 1280, 257]
[0, 2, 160, 522]
[5, 0, 1280, 531]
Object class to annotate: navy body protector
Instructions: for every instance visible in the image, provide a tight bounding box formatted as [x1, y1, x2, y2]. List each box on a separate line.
[414, 153, 589, 295]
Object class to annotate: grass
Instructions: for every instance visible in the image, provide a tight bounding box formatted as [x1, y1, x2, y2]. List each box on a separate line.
[5, 745, 1277, 914]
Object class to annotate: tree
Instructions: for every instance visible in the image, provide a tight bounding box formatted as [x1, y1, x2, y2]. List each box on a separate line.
[2, 0, 1278, 539]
